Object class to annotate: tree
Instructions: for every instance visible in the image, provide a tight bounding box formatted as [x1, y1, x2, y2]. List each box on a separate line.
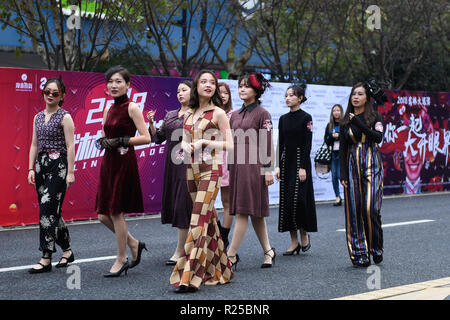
[119, 0, 232, 77]
[240, 0, 357, 84]
[199, 0, 256, 79]
[240, 0, 449, 90]
[0, 0, 137, 71]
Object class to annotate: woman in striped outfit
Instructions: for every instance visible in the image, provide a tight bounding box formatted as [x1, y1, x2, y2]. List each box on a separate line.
[339, 82, 384, 267]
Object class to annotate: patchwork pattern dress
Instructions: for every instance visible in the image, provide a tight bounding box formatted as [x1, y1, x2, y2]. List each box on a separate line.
[169, 107, 233, 289]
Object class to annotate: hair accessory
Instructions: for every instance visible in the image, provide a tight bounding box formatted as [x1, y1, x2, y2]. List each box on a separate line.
[248, 73, 270, 93]
[249, 74, 262, 90]
[364, 78, 387, 105]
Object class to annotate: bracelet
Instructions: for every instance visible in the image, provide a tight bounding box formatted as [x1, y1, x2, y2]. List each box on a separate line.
[28, 169, 34, 171]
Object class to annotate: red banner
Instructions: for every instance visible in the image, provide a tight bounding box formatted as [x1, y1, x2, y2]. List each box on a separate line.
[379, 90, 450, 195]
[0, 67, 183, 227]
[1, 67, 448, 227]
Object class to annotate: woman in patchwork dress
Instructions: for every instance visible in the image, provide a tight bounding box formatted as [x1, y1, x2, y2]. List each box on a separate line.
[169, 70, 234, 293]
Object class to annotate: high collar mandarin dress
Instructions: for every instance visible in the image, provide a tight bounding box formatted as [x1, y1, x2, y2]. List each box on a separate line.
[169, 106, 233, 290]
[95, 94, 144, 215]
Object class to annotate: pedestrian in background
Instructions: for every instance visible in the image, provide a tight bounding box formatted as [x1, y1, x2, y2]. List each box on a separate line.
[324, 104, 344, 206]
[217, 82, 234, 249]
[147, 80, 193, 266]
[275, 84, 317, 256]
[227, 73, 276, 269]
[339, 82, 384, 267]
[27, 77, 76, 273]
[95, 66, 151, 277]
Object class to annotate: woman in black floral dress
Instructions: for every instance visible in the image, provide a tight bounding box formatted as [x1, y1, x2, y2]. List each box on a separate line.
[27, 77, 76, 274]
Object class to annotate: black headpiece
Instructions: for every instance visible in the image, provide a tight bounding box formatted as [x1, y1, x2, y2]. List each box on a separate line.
[364, 78, 387, 105]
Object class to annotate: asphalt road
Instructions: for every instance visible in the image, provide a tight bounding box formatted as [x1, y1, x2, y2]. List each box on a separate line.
[0, 192, 449, 301]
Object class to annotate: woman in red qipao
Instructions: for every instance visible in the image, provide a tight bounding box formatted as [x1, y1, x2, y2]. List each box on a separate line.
[95, 66, 151, 277]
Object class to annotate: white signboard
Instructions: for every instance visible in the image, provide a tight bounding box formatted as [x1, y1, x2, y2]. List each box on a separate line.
[215, 80, 352, 208]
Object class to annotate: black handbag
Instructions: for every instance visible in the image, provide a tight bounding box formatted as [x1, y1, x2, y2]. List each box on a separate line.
[314, 142, 332, 165]
[314, 142, 331, 175]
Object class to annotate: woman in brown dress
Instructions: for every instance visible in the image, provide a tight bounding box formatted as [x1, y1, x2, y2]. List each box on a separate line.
[169, 70, 234, 293]
[227, 73, 276, 269]
[95, 66, 151, 277]
[147, 80, 193, 265]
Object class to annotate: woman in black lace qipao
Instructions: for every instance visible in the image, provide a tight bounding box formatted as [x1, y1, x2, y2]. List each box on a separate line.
[275, 85, 317, 256]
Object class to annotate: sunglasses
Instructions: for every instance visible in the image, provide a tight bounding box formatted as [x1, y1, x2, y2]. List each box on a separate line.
[42, 90, 61, 98]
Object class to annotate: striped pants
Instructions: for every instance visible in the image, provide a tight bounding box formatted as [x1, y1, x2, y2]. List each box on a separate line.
[344, 143, 383, 265]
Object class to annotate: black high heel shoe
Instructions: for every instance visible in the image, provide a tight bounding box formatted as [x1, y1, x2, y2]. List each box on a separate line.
[104, 260, 129, 278]
[175, 285, 198, 294]
[352, 256, 371, 268]
[129, 241, 147, 269]
[228, 254, 240, 271]
[166, 259, 177, 266]
[301, 235, 311, 252]
[352, 260, 371, 268]
[261, 248, 276, 268]
[333, 197, 342, 206]
[55, 249, 75, 268]
[28, 257, 52, 274]
[373, 254, 383, 264]
[283, 244, 301, 256]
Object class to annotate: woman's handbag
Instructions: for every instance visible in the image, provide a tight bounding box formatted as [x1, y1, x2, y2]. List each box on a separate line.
[314, 142, 332, 164]
[314, 142, 332, 174]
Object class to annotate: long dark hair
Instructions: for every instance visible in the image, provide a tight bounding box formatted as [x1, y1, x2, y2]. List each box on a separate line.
[329, 104, 344, 130]
[218, 82, 233, 113]
[43, 77, 66, 106]
[189, 70, 223, 109]
[341, 82, 377, 128]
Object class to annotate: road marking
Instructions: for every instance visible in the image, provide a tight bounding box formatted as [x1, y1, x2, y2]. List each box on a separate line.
[382, 287, 450, 300]
[332, 277, 450, 300]
[0, 214, 160, 232]
[336, 219, 434, 232]
[0, 255, 117, 273]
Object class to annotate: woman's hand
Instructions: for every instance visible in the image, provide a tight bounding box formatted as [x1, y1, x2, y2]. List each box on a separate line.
[275, 167, 281, 181]
[341, 180, 348, 188]
[182, 140, 193, 154]
[298, 168, 306, 182]
[146, 110, 155, 123]
[192, 139, 205, 151]
[66, 173, 75, 188]
[28, 170, 35, 185]
[332, 132, 339, 139]
[265, 171, 274, 186]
